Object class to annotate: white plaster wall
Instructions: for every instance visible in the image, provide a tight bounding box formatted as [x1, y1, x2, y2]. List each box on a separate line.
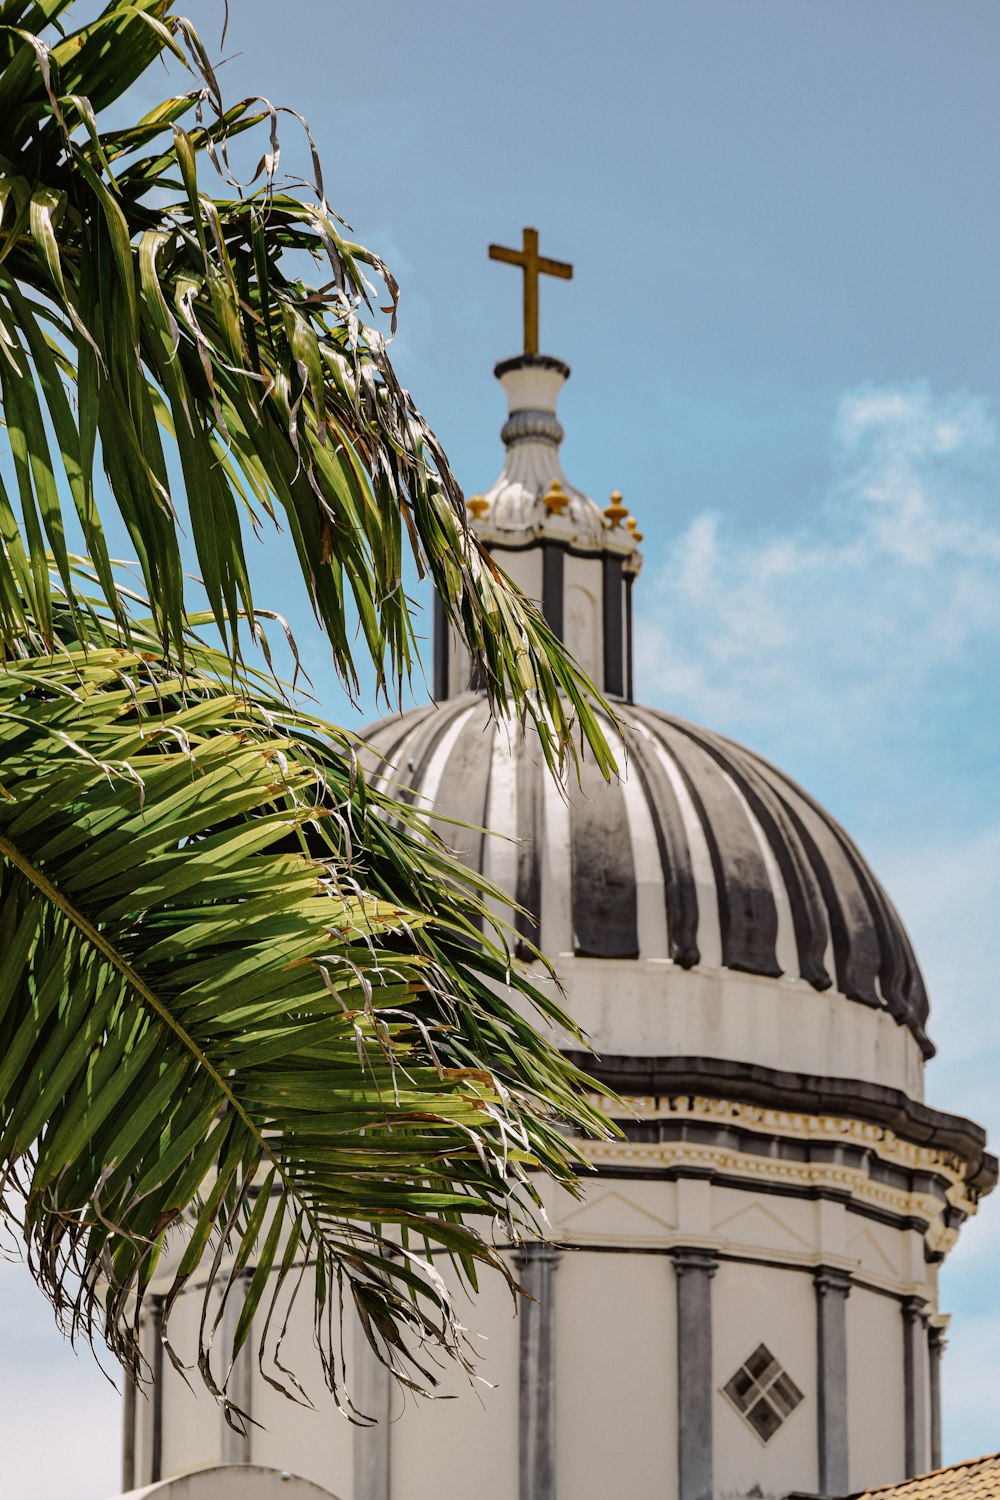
[563, 552, 605, 684]
[445, 630, 472, 699]
[491, 546, 543, 612]
[154, 1264, 518, 1500]
[150, 1290, 220, 1481]
[387, 1263, 519, 1500]
[141, 1182, 937, 1500]
[545, 1170, 934, 1300]
[709, 1185, 818, 1263]
[712, 1260, 818, 1500]
[847, 1287, 907, 1489]
[845, 1220, 927, 1289]
[249, 1288, 353, 1499]
[150, 1280, 354, 1493]
[544, 1175, 678, 1248]
[554, 1250, 678, 1500]
[527, 957, 926, 1099]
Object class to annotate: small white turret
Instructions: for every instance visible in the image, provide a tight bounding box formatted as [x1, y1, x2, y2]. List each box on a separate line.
[437, 352, 642, 699]
[478, 354, 606, 540]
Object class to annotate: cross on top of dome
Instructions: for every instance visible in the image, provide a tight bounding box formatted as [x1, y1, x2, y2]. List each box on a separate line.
[489, 226, 573, 356]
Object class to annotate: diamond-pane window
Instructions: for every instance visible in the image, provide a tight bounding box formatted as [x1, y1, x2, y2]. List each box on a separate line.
[722, 1344, 803, 1443]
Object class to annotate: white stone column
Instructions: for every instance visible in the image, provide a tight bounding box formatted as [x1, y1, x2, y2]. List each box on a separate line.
[137, 1295, 164, 1485]
[220, 1273, 253, 1464]
[353, 1321, 392, 1500]
[515, 1242, 560, 1500]
[814, 1266, 851, 1495]
[672, 1248, 717, 1500]
[928, 1320, 946, 1472]
[902, 1297, 929, 1478]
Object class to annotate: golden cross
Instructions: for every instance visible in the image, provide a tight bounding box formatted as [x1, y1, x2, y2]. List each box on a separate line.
[489, 227, 573, 356]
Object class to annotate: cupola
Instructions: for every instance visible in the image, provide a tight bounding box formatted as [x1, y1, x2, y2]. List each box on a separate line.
[434, 230, 642, 701]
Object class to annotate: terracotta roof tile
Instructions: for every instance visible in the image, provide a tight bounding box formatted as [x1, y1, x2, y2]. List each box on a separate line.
[845, 1453, 1000, 1500]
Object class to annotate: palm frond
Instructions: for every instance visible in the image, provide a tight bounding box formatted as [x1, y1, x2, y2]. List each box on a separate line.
[0, 0, 622, 1411]
[0, 619, 612, 1409]
[0, 0, 616, 777]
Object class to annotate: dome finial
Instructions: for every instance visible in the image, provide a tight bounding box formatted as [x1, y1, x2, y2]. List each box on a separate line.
[467, 495, 489, 520]
[488, 226, 573, 356]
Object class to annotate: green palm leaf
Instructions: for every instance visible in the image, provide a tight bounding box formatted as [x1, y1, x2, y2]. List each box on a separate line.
[0, 0, 620, 1412]
[0, 0, 616, 775]
[0, 618, 612, 1409]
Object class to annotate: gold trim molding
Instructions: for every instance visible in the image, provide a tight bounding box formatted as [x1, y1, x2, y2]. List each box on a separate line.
[594, 1092, 971, 1190]
[577, 1130, 974, 1254]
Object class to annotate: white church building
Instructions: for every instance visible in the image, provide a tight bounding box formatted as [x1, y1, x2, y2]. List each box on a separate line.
[111, 236, 996, 1500]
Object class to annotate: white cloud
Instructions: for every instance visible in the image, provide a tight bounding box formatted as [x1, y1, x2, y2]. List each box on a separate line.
[635, 380, 1000, 750]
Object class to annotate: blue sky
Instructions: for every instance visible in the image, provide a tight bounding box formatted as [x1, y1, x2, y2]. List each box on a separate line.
[3, 2, 1000, 1493]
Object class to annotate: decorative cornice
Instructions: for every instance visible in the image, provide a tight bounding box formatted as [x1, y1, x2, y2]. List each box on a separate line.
[610, 1092, 970, 1186]
[928, 1321, 948, 1352]
[902, 1294, 930, 1325]
[565, 1052, 995, 1196]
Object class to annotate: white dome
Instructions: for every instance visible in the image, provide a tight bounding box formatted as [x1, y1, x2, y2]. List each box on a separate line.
[362, 692, 934, 1059]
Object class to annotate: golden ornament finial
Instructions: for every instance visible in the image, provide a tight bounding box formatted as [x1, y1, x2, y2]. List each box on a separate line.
[604, 491, 628, 528]
[467, 495, 489, 521]
[544, 479, 569, 515]
[626, 515, 644, 543]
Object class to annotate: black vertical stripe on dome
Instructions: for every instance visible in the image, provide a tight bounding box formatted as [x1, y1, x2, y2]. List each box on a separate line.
[658, 721, 781, 977]
[750, 750, 932, 1047]
[879, 889, 931, 1037]
[430, 698, 494, 874]
[570, 749, 639, 959]
[623, 712, 700, 967]
[773, 767, 932, 1045]
[432, 591, 449, 701]
[602, 554, 624, 697]
[513, 737, 543, 956]
[813, 812, 930, 1039]
[748, 760, 883, 1010]
[671, 719, 833, 992]
[838, 836, 914, 1021]
[542, 541, 564, 640]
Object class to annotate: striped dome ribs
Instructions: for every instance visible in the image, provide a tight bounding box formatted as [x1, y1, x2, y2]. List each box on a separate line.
[360, 693, 934, 1059]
